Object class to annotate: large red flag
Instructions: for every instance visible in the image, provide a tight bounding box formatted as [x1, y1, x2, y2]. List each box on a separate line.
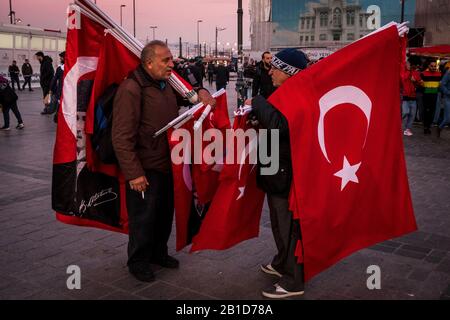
[267, 26, 417, 281]
[191, 113, 265, 251]
[169, 91, 231, 251]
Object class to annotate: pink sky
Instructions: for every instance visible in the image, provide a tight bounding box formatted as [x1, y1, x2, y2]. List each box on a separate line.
[0, 0, 250, 46]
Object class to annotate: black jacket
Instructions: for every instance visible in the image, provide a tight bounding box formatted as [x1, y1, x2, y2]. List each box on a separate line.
[39, 56, 55, 95]
[215, 65, 229, 85]
[49, 65, 64, 99]
[22, 63, 33, 76]
[0, 82, 18, 105]
[8, 65, 20, 79]
[252, 61, 275, 99]
[251, 94, 292, 198]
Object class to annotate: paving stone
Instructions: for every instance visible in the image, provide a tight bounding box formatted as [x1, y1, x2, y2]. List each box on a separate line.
[135, 281, 185, 300]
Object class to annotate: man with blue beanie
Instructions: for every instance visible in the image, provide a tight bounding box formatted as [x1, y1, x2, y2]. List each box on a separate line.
[245, 48, 308, 298]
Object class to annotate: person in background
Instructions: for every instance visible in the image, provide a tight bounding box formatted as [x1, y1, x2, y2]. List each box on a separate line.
[8, 60, 22, 92]
[21, 59, 34, 91]
[35, 51, 55, 115]
[0, 75, 24, 130]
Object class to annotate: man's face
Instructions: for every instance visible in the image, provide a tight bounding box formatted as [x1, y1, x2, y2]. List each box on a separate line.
[145, 46, 174, 81]
[36, 55, 43, 63]
[429, 62, 437, 72]
[59, 57, 64, 64]
[12, 61, 16, 66]
[262, 53, 272, 66]
[25, 59, 29, 64]
[269, 67, 290, 87]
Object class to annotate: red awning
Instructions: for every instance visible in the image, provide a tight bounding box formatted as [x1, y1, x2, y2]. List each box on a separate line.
[409, 45, 450, 58]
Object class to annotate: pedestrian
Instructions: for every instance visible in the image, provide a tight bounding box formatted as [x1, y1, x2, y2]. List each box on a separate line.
[215, 61, 229, 91]
[421, 60, 442, 134]
[112, 40, 215, 283]
[245, 48, 309, 298]
[437, 66, 450, 137]
[252, 51, 275, 99]
[207, 62, 215, 86]
[401, 59, 422, 136]
[0, 75, 24, 130]
[34, 51, 55, 115]
[8, 60, 22, 92]
[48, 51, 65, 117]
[21, 59, 34, 91]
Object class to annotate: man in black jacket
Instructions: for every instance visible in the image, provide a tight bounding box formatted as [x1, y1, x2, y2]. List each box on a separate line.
[8, 61, 21, 92]
[245, 48, 308, 299]
[252, 51, 275, 99]
[21, 59, 34, 91]
[48, 51, 65, 115]
[35, 51, 55, 114]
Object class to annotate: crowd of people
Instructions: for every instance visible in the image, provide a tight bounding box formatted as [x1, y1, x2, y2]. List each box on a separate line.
[401, 57, 450, 137]
[0, 50, 66, 130]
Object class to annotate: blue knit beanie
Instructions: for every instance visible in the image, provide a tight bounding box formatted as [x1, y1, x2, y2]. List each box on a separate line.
[271, 48, 308, 76]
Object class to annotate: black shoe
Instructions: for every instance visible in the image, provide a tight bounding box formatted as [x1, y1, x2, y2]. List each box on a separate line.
[424, 128, 431, 134]
[29, 89, 34, 92]
[128, 265, 155, 282]
[151, 255, 179, 269]
[16, 123, 24, 130]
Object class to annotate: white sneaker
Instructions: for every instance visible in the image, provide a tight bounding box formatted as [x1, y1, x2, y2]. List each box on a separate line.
[262, 283, 304, 299]
[404, 129, 413, 136]
[260, 264, 282, 277]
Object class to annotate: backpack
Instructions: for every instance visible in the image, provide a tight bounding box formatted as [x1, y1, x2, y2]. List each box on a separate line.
[91, 74, 143, 164]
[0, 82, 18, 105]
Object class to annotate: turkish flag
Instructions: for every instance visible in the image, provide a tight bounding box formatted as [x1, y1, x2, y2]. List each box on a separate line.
[191, 113, 265, 251]
[268, 26, 417, 281]
[169, 90, 230, 251]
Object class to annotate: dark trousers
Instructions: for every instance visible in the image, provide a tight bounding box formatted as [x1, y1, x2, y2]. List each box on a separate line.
[208, 73, 214, 85]
[2, 102, 23, 128]
[22, 76, 32, 90]
[267, 194, 304, 292]
[423, 93, 438, 129]
[126, 169, 174, 268]
[10, 76, 21, 91]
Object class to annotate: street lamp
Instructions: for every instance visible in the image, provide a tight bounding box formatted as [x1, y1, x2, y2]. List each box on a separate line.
[400, 0, 405, 23]
[197, 20, 203, 57]
[215, 26, 226, 57]
[150, 26, 157, 40]
[120, 4, 126, 27]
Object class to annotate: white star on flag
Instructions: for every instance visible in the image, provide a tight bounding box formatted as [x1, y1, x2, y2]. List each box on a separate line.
[334, 156, 361, 191]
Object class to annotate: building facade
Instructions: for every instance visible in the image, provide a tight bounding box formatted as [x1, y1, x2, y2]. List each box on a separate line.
[249, 0, 273, 52]
[0, 24, 66, 79]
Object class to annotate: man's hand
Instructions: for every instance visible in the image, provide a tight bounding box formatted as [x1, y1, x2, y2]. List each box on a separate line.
[198, 89, 216, 108]
[244, 98, 253, 106]
[129, 176, 149, 192]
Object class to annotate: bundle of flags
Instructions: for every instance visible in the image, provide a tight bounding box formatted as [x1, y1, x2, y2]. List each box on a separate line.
[53, 0, 416, 282]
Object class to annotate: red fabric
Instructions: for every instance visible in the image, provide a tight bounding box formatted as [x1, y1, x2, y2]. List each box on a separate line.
[168, 126, 194, 251]
[191, 114, 265, 252]
[169, 91, 231, 251]
[53, 10, 104, 164]
[192, 92, 231, 204]
[268, 26, 417, 281]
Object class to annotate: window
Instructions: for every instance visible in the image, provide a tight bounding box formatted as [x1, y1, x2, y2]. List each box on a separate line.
[346, 10, 355, 26]
[320, 34, 327, 41]
[333, 8, 342, 27]
[305, 36, 309, 42]
[320, 12, 328, 27]
[58, 39, 66, 51]
[333, 33, 341, 41]
[347, 33, 355, 41]
[311, 36, 315, 42]
[312, 18, 315, 29]
[306, 18, 310, 29]
[0, 33, 14, 49]
[44, 38, 56, 50]
[359, 15, 364, 27]
[31, 37, 43, 50]
[301, 18, 305, 29]
[300, 36, 303, 43]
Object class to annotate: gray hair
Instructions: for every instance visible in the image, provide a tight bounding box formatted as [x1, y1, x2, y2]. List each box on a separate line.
[141, 40, 167, 65]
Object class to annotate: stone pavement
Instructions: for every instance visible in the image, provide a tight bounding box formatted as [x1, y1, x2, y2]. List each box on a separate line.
[0, 80, 449, 300]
